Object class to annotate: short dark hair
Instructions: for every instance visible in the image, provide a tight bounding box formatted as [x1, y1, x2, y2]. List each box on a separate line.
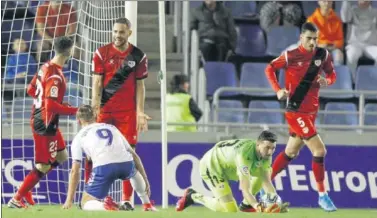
[257, 130, 277, 143]
[301, 22, 318, 33]
[115, 17, 131, 28]
[77, 105, 96, 123]
[54, 36, 74, 55]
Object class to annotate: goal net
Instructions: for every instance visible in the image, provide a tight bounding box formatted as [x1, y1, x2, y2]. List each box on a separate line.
[1, 1, 126, 205]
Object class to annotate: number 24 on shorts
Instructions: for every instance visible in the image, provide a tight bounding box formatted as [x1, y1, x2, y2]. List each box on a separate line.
[296, 117, 309, 134]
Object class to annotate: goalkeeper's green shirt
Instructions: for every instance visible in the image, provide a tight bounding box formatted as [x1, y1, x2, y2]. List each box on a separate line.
[200, 139, 271, 181]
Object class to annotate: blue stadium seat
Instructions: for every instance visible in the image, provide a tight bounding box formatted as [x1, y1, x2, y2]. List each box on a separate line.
[235, 24, 266, 57]
[324, 102, 358, 126]
[321, 65, 353, 99]
[240, 63, 275, 97]
[278, 70, 285, 88]
[2, 19, 35, 51]
[364, 104, 377, 126]
[63, 59, 79, 83]
[355, 66, 377, 100]
[302, 1, 318, 17]
[223, 1, 257, 17]
[215, 100, 245, 123]
[190, 1, 202, 8]
[248, 101, 283, 124]
[266, 26, 300, 57]
[204, 62, 238, 96]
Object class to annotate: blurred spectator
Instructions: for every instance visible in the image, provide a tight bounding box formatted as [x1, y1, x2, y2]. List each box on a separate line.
[190, 0, 237, 62]
[260, 2, 303, 32]
[341, 0, 377, 79]
[307, 1, 344, 65]
[5, 38, 37, 84]
[35, 1, 77, 62]
[167, 75, 202, 132]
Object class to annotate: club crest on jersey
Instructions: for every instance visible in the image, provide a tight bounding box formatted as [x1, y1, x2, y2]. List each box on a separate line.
[54, 80, 59, 85]
[50, 86, 58, 98]
[128, 61, 135, 68]
[242, 166, 249, 175]
[314, 60, 321, 66]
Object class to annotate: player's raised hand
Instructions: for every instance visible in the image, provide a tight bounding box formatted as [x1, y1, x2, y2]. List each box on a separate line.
[277, 88, 289, 100]
[317, 75, 328, 87]
[62, 201, 73, 209]
[137, 112, 152, 132]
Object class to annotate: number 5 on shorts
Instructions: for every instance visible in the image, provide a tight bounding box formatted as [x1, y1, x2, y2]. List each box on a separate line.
[296, 117, 309, 134]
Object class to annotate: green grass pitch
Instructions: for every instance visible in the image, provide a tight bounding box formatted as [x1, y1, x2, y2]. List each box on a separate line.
[2, 205, 377, 218]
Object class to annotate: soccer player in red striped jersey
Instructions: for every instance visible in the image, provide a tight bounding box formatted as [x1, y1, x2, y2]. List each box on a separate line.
[89, 17, 151, 210]
[265, 22, 337, 212]
[8, 36, 78, 208]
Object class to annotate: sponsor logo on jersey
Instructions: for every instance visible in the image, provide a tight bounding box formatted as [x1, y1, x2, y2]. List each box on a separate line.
[314, 60, 321, 66]
[128, 61, 135, 68]
[50, 86, 58, 97]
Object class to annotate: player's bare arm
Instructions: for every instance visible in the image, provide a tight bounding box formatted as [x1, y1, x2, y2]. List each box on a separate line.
[261, 169, 277, 194]
[136, 79, 151, 132]
[62, 160, 81, 209]
[91, 74, 103, 117]
[239, 174, 261, 211]
[128, 148, 151, 196]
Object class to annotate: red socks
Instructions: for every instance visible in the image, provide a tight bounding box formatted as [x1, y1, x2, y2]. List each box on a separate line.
[84, 159, 92, 184]
[312, 156, 326, 192]
[271, 151, 293, 180]
[14, 169, 44, 201]
[122, 180, 133, 201]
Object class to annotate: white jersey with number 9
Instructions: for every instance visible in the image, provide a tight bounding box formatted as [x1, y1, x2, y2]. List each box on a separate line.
[71, 123, 133, 168]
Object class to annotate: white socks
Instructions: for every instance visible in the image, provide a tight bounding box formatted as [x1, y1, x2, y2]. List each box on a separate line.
[130, 171, 150, 204]
[82, 200, 106, 211]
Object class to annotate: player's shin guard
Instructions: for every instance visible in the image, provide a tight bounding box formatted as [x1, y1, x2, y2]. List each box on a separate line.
[271, 151, 293, 180]
[14, 168, 44, 201]
[84, 159, 92, 184]
[130, 172, 150, 204]
[312, 156, 326, 193]
[122, 180, 134, 202]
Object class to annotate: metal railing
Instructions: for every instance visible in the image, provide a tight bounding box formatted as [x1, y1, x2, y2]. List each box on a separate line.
[211, 87, 377, 130]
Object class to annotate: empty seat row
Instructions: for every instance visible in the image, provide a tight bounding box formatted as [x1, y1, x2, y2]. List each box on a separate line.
[205, 62, 377, 99]
[214, 100, 377, 126]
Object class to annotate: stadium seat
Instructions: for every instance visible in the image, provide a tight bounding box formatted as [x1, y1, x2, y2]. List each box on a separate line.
[223, 1, 257, 17]
[355, 66, 377, 100]
[302, 1, 318, 17]
[323, 102, 358, 126]
[248, 101, 283, 124]
[364, 103, 377, 126]
[1, 19, 35, 52]
[204, 62, 238, 97]
[278, 70, 285, 88]
[63, 59, 79, 83]
[240, 63, 275, 97]
[235, 24, 266, 57]
[214, 100, 245, 123]
[321, 65, 353, 99]
[266, 26, 300, 57]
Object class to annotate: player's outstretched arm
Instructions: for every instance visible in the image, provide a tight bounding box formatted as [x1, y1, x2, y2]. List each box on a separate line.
[239, 175, 261, 211]
[261, 169, 277, 194]
[136, 80, 151, 132]
[63, 161, 81, 209]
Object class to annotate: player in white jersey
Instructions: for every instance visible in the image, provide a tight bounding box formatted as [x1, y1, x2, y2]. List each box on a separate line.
[62, 105, 157, 211]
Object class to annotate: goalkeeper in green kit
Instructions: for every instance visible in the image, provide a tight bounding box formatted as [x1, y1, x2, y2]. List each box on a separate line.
[176, 130, 289, 213]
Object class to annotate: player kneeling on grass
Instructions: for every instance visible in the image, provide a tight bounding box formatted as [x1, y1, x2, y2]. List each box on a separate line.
[176, 130, 289, 213]
[62, 105, 156, 211]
